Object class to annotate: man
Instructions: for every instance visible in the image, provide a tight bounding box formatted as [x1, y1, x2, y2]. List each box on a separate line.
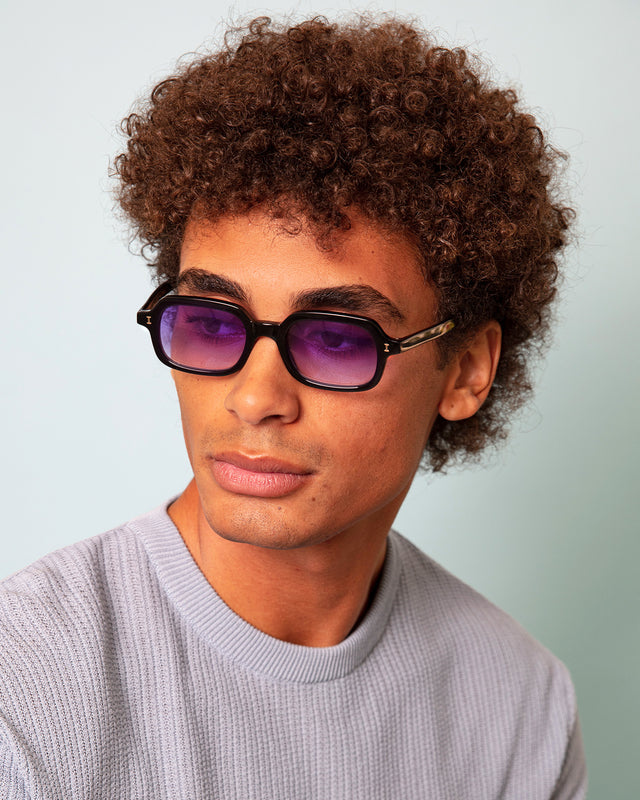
[0, 16, 586, 799]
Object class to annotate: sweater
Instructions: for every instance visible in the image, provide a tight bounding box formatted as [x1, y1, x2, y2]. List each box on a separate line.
[0, 502, 587, 799]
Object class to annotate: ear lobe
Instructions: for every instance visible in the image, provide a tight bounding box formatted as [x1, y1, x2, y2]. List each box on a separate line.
[438, 321, 502, 422]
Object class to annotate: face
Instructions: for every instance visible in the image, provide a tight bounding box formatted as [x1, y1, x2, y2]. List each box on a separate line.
[173, 210, 456, 551]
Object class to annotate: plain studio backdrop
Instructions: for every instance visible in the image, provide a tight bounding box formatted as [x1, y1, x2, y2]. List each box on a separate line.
[2, 1, 638, 796]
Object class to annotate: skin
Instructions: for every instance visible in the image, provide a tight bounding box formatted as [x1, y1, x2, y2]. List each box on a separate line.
[169, 210, 501, 647]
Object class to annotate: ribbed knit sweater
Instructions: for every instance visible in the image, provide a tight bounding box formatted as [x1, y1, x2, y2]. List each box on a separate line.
[0, 503, 586, 799]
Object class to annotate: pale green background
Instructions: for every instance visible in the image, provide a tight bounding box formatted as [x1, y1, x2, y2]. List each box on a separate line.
[2, 1, 638, 797]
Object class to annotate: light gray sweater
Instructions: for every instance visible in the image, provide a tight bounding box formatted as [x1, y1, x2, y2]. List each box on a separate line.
[0, 503, 586, 799]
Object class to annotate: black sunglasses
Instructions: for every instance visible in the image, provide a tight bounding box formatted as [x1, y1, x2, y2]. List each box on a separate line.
[137, 281, 455, 392]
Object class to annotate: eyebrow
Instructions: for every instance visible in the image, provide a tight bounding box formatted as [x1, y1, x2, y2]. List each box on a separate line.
[176, 268, 404, 323]
[291, 285, 405, 323]
[176, 269, 249, 302]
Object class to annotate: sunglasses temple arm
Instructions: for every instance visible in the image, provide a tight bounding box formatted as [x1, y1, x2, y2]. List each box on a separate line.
[397, 319, 455, 352]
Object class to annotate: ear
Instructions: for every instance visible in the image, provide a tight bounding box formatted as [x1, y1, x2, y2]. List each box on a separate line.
[438, 321, 502, 421]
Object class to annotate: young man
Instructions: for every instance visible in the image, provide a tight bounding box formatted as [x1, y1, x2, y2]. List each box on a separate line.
[0, 17, 586, 799]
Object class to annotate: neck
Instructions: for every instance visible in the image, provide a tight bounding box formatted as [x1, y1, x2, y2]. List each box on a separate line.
[169, 480, 390, 647]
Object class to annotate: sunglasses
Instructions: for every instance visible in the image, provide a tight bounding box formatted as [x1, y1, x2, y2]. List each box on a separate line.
[137, 281, 455, 392]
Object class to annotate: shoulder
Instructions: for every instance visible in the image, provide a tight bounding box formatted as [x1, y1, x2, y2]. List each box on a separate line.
[0, 523, 143, 697]
[391, 530, 567, 672]
[0, 523, 140, 643]
[0, 503, 174, 638]
[0, 506, 179, 709]
[0, 503, 178, 679]
[0, 509, 171, 797]
[0, 501, 183, 693]
[386, 532, 586, 797]
[389, 530, 580, 738]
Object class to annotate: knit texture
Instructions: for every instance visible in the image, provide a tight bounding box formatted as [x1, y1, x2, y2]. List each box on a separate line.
[0, 503, 586, 799]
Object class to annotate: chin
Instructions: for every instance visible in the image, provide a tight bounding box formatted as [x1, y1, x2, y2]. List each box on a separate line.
[200, 502, 329, 551]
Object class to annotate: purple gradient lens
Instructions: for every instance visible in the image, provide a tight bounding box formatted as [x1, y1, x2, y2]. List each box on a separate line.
[160, 304, 246, 371]
[287, 318, 378, 386]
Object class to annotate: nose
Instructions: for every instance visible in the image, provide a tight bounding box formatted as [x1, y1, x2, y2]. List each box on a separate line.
[224, 337, 301, 425]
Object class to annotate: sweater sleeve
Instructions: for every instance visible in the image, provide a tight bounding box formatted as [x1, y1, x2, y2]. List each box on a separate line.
[550, 713, 588, 800]
[0, 736, 31, 800]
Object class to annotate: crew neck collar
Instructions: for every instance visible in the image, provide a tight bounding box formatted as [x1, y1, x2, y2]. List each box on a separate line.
[129, 502, 401, 684]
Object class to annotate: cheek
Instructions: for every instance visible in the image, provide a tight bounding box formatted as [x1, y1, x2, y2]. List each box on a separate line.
[318, 372, 439, 485]
[382, 352, 446, 435]
[172, 374, 222, 456]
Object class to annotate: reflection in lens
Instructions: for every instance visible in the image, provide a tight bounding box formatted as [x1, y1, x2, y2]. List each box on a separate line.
[160, 304, 246, 371]
[287, 318, 377, 386]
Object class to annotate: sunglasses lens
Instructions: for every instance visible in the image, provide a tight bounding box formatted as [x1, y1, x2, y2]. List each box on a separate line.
[287, 318, 378, 387]
[159, 304, 246, 371]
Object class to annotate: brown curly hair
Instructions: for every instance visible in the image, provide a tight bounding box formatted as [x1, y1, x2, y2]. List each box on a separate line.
[114, 15, 573, 472]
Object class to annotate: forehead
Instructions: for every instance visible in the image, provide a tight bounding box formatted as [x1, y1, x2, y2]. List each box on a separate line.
[179, 210, 436, 323]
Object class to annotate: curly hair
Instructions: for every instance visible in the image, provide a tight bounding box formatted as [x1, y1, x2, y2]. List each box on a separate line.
[114, 15, 573, 472]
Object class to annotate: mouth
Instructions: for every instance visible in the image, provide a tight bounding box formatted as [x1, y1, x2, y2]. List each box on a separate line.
[210, 452, 313, 498]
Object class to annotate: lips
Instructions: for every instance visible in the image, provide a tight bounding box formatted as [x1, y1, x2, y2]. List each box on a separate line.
[210, 452, 312, 498]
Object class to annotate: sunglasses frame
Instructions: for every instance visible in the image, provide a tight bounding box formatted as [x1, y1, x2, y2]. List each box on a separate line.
[137, 281, 455, 391]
